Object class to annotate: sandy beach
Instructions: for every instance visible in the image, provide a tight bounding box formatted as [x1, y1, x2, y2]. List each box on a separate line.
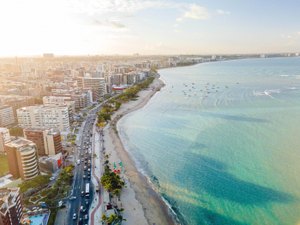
[103, 76, 177, 225]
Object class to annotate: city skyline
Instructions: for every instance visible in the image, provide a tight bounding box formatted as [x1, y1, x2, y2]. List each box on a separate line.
[0, 0, 300, 56]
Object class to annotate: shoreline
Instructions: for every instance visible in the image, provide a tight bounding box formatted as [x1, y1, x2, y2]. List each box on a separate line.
[106, 75, 178, 225]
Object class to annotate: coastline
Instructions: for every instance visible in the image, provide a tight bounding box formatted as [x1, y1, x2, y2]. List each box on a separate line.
[104, 75, 178, 225]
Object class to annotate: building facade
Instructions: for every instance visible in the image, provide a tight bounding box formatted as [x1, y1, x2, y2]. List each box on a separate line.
[5, 137, 39, 180]
[82, 77, 106, 102]
[42, 96, 75, 113]
[16, 105, 70, 132]
[0, 128, 10, 154]
[38, 153, 63, 173]
[0, 106, 15, 127]
[0, 188, 23, 225]
[24, 128, 62, 156]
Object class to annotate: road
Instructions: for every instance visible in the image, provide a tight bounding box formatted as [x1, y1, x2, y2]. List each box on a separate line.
[67, 105, 102, 225]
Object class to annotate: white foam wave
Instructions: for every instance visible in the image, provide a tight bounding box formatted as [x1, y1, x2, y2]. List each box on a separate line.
[264, 90, 274, 98]
[280, 75, 290, 77]
[253, 89, 280, 98]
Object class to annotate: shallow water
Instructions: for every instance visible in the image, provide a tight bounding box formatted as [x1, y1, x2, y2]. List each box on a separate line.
[118, 57, 300, 225]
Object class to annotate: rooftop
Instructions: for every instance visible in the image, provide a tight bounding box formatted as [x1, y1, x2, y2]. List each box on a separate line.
[24, 128, 60, 136]
[18, 105, 68, 111]
[5, 137, 35, 149]
[0, 105, 11, 110]
[0, 127, 9, 133]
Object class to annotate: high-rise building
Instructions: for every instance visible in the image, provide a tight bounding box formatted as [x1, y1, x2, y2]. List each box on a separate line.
[81, 77, 106, 102]
[0, 106, 15, 127]
[72, 91, 92, 109]
[0, 128, 10, 154]
[42, 96, 75, 122]
[42, 96, 75, 113]
[23, 128, 62, 156]
[16, 105, 70, 132]
[5, 137, 39, 180]
[0, 187, 23, 225]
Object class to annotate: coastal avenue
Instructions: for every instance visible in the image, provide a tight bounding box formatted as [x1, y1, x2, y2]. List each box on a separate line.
[67, 105, 102, 225]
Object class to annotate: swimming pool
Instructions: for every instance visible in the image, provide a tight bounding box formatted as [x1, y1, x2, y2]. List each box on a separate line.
[29, 213, 49, 225]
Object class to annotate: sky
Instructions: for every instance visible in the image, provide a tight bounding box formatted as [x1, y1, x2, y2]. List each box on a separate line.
[0, 0, 300, 56]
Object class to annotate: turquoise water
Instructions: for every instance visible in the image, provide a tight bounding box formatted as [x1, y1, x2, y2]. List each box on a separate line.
[118, 57, 300, 225]
[29, 214, 49, 225]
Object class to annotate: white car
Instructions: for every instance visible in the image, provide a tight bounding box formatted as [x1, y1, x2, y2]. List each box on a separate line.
[69, 196, 77, 200]
[72, 213, 77, 220]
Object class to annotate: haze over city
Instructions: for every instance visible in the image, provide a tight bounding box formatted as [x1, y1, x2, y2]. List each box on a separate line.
[0, 1, 300, 225]
[1, 0, 300, 56]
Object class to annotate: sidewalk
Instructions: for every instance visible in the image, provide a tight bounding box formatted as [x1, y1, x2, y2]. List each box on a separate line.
[90, 122, 104, 225]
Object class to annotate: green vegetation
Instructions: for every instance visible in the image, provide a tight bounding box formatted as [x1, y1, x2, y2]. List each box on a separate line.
[150, 65, 158, 74]
[45, 165, 74, 225]
[0, 155, 8, 176]
[97, 76, 155, 127]
[47, 208, 58, 225]
[21, 165, 74, 225]
[102, 213, 123, 225]
[19, 175, 51, 193]
[101, 165, 125, 196]
[9, 127, 24, 137]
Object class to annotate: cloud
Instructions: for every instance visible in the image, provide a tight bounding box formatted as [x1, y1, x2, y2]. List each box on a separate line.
[216, 9, 231, 15]
[92, 19, 126, 29]
[177, 4, 210, 21]
[70, 0, 169, 16]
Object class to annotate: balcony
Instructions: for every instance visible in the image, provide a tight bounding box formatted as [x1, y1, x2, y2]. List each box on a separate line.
[24, 170, 39, 180]
[22, 161, 37, 169]
[23, 163, 38, 172]
[24, 165, 38, 174]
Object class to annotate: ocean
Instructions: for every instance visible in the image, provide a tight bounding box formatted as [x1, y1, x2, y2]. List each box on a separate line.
[118, 57, 300, 225]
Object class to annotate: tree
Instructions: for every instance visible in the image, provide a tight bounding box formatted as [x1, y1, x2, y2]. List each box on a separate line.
[100, 168, 124, 196]
[107, 214, 118, 224]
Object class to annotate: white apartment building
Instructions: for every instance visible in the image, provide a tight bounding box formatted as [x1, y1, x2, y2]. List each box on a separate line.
[0, 105, 15, 127]
[43, 96, 75, 122]
[42, 96, 75, 113]
[17, 105, 70, 132]
[0, 128, 11, 154]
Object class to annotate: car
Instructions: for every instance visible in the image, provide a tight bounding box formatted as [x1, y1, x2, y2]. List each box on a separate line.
[81, 191, 85, 196]
[72, 213, 77, 220]
[84, 214, 88, 220]
[80, 206, 86, 212]
[58, 201, 63, 207]
[69, 196, 77, 200]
